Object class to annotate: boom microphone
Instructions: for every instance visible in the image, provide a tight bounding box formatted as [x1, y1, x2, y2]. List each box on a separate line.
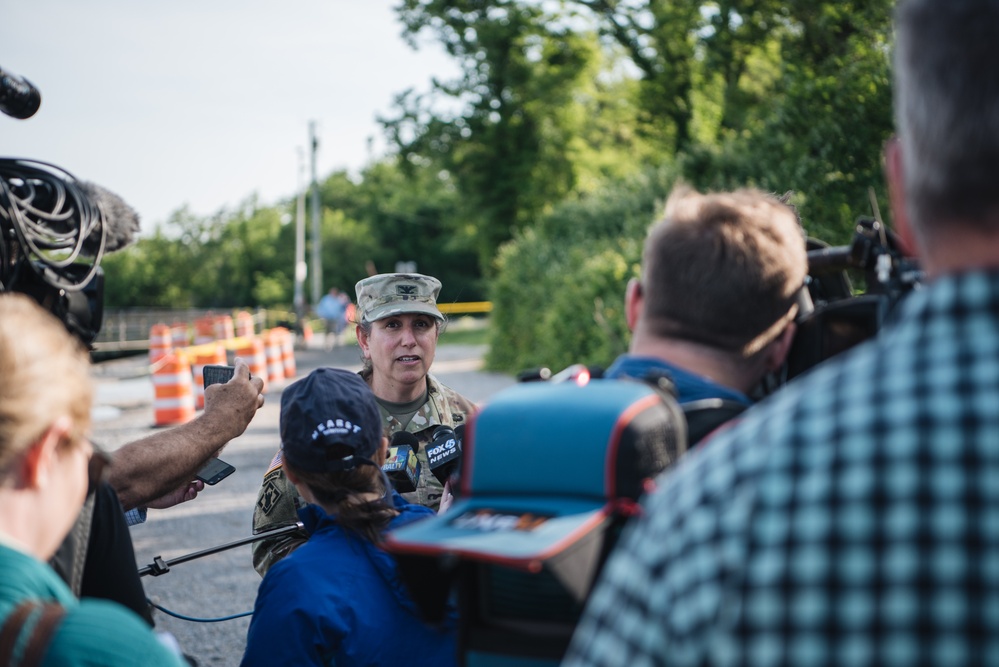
[78, 181, 142, 254]
[383, 431, 422, 493]
[0, 66, 41, 119]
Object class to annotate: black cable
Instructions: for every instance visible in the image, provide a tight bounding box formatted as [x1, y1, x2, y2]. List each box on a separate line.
[147, 599, 253, 623]
[0, 157, 105, 292]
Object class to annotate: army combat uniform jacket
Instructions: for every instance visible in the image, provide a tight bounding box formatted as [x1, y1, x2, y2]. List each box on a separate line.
[251, 373, 477, 576]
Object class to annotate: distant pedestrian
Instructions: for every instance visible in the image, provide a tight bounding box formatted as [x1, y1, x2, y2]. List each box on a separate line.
[316, 287, 347, 350]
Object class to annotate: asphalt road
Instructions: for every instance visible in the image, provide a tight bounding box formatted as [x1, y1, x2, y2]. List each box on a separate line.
[90, 340, 516, 666]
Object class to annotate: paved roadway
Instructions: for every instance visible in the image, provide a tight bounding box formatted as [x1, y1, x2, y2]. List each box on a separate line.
[90, 341, 516, 666]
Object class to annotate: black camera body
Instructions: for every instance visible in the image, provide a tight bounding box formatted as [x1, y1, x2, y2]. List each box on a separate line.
[777, 217, 922, 387]
[0, 158, 133, 346]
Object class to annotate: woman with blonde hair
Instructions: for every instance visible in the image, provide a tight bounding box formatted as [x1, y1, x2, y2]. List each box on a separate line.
[0, 293, 183, 666]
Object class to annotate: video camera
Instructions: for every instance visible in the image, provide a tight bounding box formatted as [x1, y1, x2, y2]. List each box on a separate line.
[1, 66, 140, 346]
[384, 372, 687, 666]
[1, 159, 108, 344]
[778, 215, 922, 386]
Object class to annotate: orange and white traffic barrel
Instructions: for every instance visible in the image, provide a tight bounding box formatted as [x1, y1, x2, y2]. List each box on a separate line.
[235, 336, 268, 393]
[264, 330, 285, 384]
[194, 316, 216, 345]
[192, 343, 228, 410]
[152, 354, 196, 426]
[214, 314, 235, 341]
[235, 311, 255, 338]
[149, 324, 173, 365]
[275, 327, 296, 378]
[170, 321, 190, 348]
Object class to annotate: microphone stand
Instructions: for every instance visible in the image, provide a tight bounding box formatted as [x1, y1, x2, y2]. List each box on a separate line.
[138, 522, 304, 577]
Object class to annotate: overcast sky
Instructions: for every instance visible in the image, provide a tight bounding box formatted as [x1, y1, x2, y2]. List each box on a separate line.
[2, 1, 458, 231]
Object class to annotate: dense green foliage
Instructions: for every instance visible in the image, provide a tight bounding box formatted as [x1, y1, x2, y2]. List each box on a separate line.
[487, 163, 678, 372]
[103, 1, 895, 376]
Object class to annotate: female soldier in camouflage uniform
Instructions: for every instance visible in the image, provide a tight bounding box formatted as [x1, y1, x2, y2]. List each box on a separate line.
[251, 273, 477, 575]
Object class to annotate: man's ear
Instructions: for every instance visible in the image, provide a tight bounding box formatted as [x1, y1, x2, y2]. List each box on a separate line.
[765, 322, 797, 373]
[884, 137, 919, 256]
[625, 278, 643, 331]
[21, 418, 73, 490]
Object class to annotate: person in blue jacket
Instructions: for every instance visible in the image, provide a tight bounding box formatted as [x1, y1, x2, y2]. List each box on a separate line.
[241, 367, 457, 667]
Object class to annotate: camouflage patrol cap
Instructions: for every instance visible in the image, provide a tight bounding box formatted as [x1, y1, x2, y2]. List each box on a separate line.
[355, 273, 444, 323]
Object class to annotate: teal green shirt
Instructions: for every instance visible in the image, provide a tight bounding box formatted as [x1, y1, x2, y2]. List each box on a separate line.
[0, 542, 184, 666]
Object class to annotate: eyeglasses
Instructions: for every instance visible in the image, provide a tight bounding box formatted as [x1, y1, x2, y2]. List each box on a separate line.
[86, 441, 112, 497]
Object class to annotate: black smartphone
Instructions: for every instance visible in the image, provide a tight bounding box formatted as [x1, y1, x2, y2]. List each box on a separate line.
[195, 457, 236, 485]
[203, 364, 236, 389]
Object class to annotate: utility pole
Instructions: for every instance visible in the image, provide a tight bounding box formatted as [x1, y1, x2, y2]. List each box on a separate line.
[293, 147, 307, 333]
[309, 121, 322, 307]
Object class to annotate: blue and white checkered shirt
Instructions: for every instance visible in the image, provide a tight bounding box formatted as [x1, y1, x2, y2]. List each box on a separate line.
[564, 270, 999, 666]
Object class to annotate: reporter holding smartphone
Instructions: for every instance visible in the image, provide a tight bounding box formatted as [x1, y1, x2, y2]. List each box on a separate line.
[252, 273, 476, 576]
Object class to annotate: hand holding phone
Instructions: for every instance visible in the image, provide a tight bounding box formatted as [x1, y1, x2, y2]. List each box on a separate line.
[198, 365, 239, 484]
[203, 364, 236, 389]
[195, 457, 236, 485]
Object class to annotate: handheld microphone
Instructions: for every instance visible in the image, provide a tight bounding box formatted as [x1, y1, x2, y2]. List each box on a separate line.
[383, 431, 421, 493]
[427, 425, 463, 487]
[0, 66, 41, 119]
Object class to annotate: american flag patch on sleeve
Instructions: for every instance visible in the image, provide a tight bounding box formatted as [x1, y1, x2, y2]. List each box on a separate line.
[264, 450, 284, 476]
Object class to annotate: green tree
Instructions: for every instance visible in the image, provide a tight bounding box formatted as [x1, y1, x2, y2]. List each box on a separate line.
[102, 200, 298, 309]
[316, 161, 482, 303]
[487, 162, 681, 373]
[197, 202, 295, 308]
[101, 205, 215, 308]
[385, 1, 609, 270]
[575, 0, 894, 241]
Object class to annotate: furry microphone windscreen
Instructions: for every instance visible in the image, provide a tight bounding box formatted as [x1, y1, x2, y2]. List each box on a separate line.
[78, 180, 141, 254]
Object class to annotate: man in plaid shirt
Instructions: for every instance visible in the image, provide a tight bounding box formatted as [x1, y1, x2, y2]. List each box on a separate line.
[563, 1, 999, 665]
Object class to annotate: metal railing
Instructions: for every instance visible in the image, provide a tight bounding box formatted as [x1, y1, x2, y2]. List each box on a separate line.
[92, 303, 491, 353]
[93, 308, 269, 353]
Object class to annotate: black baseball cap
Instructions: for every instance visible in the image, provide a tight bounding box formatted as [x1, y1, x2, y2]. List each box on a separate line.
[279, 368, 382, 473]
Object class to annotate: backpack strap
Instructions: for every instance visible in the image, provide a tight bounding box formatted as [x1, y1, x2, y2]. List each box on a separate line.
[0, 600, 66, 667]
[682, 398, 748, 446]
